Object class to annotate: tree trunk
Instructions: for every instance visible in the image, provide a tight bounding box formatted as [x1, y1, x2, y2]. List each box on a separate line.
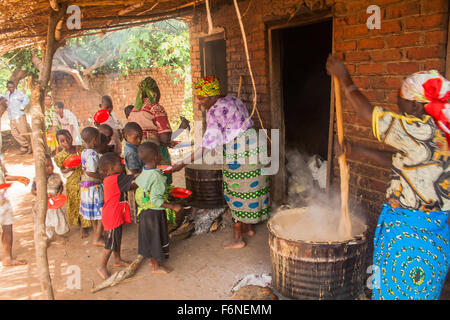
[31, 4, 66, 300]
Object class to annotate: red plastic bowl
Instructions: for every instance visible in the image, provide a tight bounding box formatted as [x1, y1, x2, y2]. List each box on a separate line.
[171, 188, 192, 199]
[48, 194, 67, 209]
[0, 183, 12, 190]
[93, 109, 110, 124]
[63, 155, 81, 168]
[157, 165, 173, 174]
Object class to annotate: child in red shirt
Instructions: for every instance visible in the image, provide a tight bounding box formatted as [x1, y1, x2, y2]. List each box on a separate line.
[96, 152, 137, 280]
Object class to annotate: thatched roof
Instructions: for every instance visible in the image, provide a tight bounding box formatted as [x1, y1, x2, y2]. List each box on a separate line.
[0, 0, 203, 56]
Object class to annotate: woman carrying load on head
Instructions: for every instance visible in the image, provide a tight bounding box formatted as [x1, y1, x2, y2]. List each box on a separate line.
[327, 54, 450, 300]
[128, 77, 174, 185]
[172, 76, 271, 249]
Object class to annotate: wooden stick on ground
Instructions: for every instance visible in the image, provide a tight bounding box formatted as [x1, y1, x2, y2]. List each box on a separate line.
[91, 255, 144, 293]
[333, 76, 352, 239]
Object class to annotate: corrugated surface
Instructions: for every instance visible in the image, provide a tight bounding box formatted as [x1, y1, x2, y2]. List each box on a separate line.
[268, 221, 368, 300]
[185, 166, 226, 208]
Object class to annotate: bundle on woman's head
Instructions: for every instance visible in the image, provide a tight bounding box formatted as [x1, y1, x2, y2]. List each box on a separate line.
[135, 77, 160, 110]
[400, 70, 450, 145]
[194, 75, 221, 97]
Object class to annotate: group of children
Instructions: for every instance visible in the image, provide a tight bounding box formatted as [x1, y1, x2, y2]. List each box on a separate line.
[37, 103, 184, 279]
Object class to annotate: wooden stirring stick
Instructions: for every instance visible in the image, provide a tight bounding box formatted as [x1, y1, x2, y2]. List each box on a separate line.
[334, 76, 352, 239]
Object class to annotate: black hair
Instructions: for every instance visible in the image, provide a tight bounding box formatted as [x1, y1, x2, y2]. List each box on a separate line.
[138, 142, 160, 163]
[56, 129, 72, 142]
[6, 81, 15, 86]
[98, 152, 121, 174]
[123, 122, 143, 136]
[124, 105, 134, 119]
[98, 124, 113, 137]
[101, 95, 113, 110]
[81, 126, 99, 144]
[55, 102, 64, 109]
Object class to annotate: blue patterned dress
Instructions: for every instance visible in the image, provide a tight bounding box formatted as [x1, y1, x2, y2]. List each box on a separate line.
[371, 107, 450, 300]
[79, 148, 104, 220]
[201, 96, 271, 224]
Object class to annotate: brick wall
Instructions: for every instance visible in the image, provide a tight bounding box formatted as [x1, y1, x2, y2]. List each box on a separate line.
[50, 67, 186, 128]
[333, 0, 448, 228]
[186, 0, 449, 231]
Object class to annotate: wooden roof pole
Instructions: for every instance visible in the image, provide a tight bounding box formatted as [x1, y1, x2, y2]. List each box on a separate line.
[31, 1, 66, 300]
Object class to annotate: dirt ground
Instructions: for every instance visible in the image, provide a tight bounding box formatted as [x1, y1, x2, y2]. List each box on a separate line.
[0, 133, 271, 300]
[2, 132, 450, 300]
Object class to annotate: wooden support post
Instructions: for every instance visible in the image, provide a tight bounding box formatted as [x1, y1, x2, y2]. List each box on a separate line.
[31, 3, 66, 300]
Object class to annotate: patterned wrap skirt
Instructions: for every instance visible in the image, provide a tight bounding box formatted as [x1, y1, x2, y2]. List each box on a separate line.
[79, 181, 104, 221]
[372, 203, 450, 300]
[222, 128, 271, 224]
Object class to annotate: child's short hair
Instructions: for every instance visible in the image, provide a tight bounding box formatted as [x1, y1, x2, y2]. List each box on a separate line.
[98, 152, 121, 174]
[124, 105, 134, 119]
[55, 102, 64, 109]
[56, 129, 72, 142]
[81, 127, 99, 144]
[98, 124, 113, 137]
[138, 142, 160, 163]
[123, 122, 143, 137]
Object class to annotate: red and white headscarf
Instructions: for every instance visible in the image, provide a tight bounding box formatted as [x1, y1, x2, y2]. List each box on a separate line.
[400, 70, 450, 145]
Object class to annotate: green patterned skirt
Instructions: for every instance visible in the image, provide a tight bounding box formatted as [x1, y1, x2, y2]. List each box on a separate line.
[222, 128, 271, 224]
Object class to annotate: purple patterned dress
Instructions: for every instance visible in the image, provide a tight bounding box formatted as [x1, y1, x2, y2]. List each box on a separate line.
[201, 96, 271, 224]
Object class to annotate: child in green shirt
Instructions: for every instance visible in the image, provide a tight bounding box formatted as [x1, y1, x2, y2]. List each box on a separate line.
[135, 142, 182, 274]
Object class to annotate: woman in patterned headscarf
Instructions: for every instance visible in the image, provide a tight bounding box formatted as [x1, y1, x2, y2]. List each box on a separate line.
[128, 77, 173, 184]
[173, 76, 271, 249]
[327, 54, 450, 300]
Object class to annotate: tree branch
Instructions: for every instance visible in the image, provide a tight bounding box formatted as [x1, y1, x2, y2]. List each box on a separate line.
[81, 49, 113, 75]
[52, 64, 90, 90]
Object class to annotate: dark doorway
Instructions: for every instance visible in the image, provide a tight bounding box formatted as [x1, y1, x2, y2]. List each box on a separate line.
[200, 37, 228, 96]
[280, 20, 332, 159]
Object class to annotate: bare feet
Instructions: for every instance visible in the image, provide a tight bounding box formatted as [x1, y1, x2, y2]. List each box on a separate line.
[222, 240, 246, 249]
[92, 240, 104, 247]
[152, 265, 171, 274]
[96, 267, 110, 280]
[246, 230, 255, 237]
[114, 260, 131, 267]
[2, 258, 27, 267]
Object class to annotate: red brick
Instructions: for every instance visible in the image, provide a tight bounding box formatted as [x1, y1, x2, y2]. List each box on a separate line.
[385, 1, 420, 19]
[425, 30, 447, 44]
[405, 14, 446, 30]
[386, 33, 420, 48]
[406, 46, 442, 59]
[371, 21, 402, 35]
[345, 51, 370, 62]
[334, 27, 344, 38]
[352, 77, 371, 88]
[371, 77, 403, 89]
[359, 38, 384, 49]
[335, 40, 357, 51]
[423, 0, 449, 14]
[359, 63, 384, 74]
[424, 59, 446, 72]
[370, 49, 402, 62]
[335, 15, 358, 26]
[386, 62, 419, 74]
[344, 25, 369, 38]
